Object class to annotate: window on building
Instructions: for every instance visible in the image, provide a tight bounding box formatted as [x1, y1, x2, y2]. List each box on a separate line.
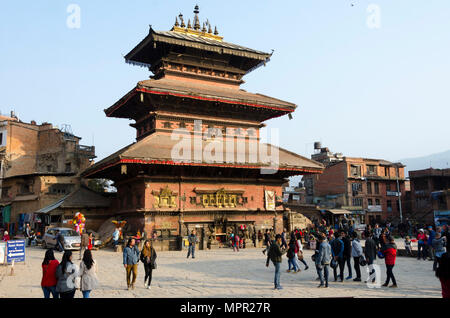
[352, 197, 363, 207]
[386, 183, 391, 191]
[65, 163, 72, 173]
[352, 183, 362, 192]
[387, 200, 392, 212]
[374, 182, 379, 194]
[19, 181, 33, 195]
[350, 165, 361, 177]
[384, 167, 389, 177]
[367, 182, 372, 194]
[179, 122, 186, 129]
[0, 133, 3, 145]
[47, 165, 52, 172]
[1, 187, 10, 199]
[375, 198, 380, 205]
[49, 184, 73, 195]
[368, 198, 373, 206]
[367, 165, 377, 175]
[163, 122, 172, 129]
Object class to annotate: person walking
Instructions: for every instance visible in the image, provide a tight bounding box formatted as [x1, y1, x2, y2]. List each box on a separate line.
[296, 232, 309, 270]
[233, 233, 240, 252]
[286, 233, 300, 273]
[417, 229, 428, 260]
[187, 230, 198, 259]
[315, 233, 332, 288]
[140, 240, 157, 289]
[123, 238, 140, 290]
[80, 231, 89, 260]
[374, 224, 382, 249]
[281, 229, 288, 249]
[266, 234, 286, 290]
[381, 237, 398, 288]
[341, 231, 352, 280]
[351, 232, 363, 282]
[428, 226, 436, 261]
[432, 233, 447, 272]
[41, 249, 60, 298]
[56, 251, 78, 299]
[330, 232, 344, 282]
[79, 249, 99, 298]
[262, 229, 271, 255]
[56, 230, 65, 252]
[364, 234, 378, 283]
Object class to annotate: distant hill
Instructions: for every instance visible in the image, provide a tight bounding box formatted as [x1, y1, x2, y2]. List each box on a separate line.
[399, 150, 450, 175]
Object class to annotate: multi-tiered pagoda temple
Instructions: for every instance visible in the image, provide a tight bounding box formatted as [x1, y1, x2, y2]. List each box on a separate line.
[83, 6, 323, 250]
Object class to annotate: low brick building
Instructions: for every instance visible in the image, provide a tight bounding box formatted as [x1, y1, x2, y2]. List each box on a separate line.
[0, 115, 96, 235]
[304, 144, 406, 226]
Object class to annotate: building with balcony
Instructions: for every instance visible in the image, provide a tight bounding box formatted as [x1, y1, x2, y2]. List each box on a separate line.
[304, 144, 406, 226]
[0, 114, 96, 235]
[409, 168, 450, 224]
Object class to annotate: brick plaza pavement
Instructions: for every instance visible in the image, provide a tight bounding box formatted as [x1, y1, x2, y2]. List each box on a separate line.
[0, 245, 442, 298]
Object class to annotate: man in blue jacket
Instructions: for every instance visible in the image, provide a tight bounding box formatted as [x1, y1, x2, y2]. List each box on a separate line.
[427, 226, 436, 261]
[330, 232, 344, 282]
[123, 238, 140, 290]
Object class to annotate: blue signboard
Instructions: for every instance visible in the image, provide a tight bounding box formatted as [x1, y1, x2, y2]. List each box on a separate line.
[6, 240, 25, 263]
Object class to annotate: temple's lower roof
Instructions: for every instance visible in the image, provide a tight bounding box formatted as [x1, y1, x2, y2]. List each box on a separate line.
[82, 133, 323, 178]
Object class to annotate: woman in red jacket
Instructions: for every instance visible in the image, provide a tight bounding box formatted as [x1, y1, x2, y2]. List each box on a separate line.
[382, 237, 398, 288]
[41, 249, 60, 298]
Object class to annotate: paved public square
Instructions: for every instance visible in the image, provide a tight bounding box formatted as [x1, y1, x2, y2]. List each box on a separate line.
[0, 243, 442, 298]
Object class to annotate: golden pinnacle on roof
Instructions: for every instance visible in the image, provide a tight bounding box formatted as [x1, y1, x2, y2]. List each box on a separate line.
[170, 5, 223, 41]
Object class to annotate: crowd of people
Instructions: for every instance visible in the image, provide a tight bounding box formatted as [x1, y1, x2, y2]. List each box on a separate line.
[31, 220, 450, 298]
[264, 224, 450, 298]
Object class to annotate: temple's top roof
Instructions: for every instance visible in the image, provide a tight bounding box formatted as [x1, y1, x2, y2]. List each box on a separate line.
[124, 6, 272, 75]
[82, 133, 324, 178]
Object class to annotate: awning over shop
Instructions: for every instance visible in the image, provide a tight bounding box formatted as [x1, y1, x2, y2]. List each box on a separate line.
[326, 209, 350, 215]
[35, 195, 69, 214]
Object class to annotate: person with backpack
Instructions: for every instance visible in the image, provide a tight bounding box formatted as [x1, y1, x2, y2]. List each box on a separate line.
[140, 239, 157, 289]
[315, 233, 332, 288]
[330, 232, 344, 282]
[381, 237, 398, 288]
[266, 234, 287, 290]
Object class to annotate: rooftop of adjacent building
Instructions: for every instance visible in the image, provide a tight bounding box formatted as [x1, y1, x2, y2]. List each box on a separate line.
[409, 167, 450, 179]
[311, 143, 405, 168]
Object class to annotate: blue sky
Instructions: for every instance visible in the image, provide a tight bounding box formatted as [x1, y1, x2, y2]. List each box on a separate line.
[0, 0, 449, 163]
